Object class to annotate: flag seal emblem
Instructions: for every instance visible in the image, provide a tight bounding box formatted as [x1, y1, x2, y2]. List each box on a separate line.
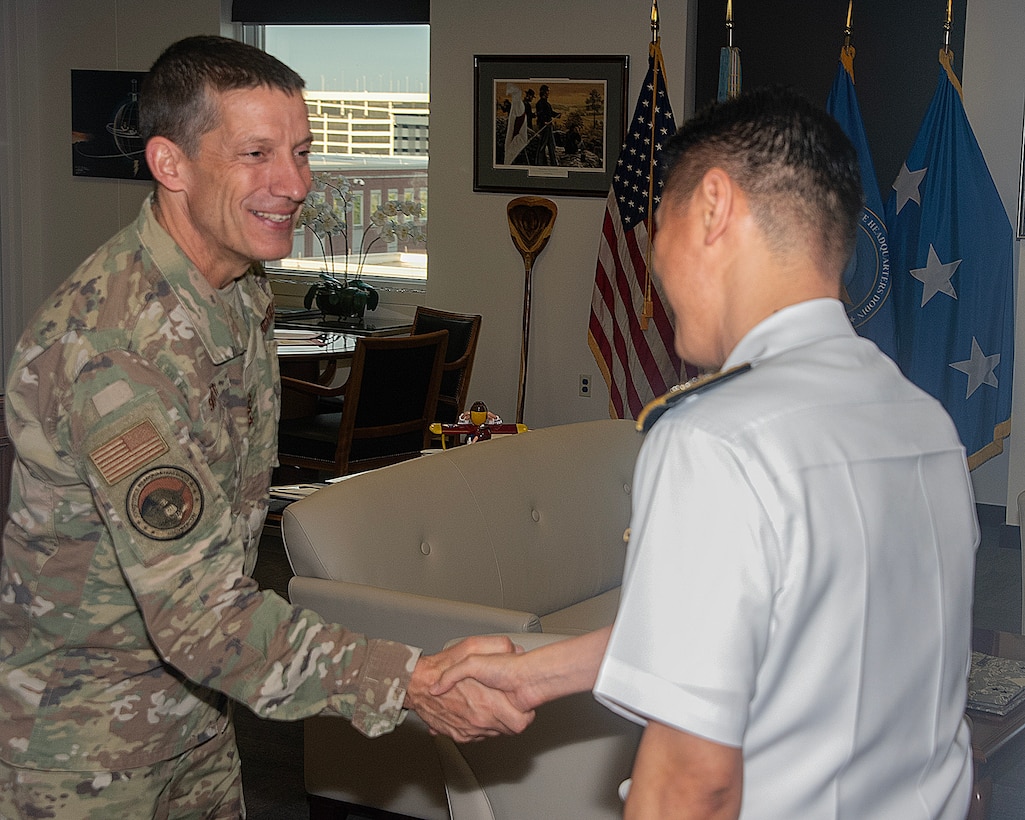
[127, 466, 203, 540]
[844, 207, 891, 328]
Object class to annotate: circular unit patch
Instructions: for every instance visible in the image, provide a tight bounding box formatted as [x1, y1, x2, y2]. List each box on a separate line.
[127, 466, 203, 540]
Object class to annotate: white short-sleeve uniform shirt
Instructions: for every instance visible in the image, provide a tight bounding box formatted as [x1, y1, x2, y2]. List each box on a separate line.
[594, 299, 977, 819]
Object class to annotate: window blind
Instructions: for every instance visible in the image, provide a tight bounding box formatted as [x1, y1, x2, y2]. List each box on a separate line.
[230, 1, 428, 24]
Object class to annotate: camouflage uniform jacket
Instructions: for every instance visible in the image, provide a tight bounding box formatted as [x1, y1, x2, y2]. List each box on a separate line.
[0, 195, 420, 770]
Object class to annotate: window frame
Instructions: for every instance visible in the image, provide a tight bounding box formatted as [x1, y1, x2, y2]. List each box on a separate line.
[247, 21, 430, 304]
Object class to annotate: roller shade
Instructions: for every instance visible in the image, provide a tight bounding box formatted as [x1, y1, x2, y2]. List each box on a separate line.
[231, 0, 428, 24]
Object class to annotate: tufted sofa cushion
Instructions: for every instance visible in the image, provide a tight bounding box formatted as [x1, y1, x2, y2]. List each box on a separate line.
[282, 418, 640, 621]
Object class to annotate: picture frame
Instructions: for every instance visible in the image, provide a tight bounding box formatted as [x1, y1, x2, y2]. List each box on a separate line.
[71, 69, 152, 181]
[473, 55, 628, 197]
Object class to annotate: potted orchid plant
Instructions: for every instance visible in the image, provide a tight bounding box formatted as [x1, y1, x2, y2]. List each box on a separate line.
[299, 172, 427, 323]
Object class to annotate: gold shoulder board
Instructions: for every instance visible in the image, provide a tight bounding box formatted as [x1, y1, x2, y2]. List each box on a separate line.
[636, 362, 752, 433]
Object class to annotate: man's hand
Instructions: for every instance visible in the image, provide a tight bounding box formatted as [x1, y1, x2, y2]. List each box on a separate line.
[404, 635, 535, 742]
[431, 648, 541, 712]
[431, 627, 612, 713]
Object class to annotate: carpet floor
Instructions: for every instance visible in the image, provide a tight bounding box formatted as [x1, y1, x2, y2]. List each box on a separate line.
[238, 527, 312, 820]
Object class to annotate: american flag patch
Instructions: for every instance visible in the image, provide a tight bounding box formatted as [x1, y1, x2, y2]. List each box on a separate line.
[89, 420, 169, 485]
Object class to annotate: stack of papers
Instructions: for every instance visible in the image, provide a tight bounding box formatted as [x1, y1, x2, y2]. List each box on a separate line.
[968, 652, 1025, 715]
[274, 329, 327, 346]
[269, 483, 328, 501]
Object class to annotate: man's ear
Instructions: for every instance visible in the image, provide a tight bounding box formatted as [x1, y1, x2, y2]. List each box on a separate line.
[697, 168, 734, 245]
[145, 137, 188, 193]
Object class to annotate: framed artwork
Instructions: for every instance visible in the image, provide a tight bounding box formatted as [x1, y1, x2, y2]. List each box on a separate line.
[71, 69, 151, 180]
[473, 55, 628, 197]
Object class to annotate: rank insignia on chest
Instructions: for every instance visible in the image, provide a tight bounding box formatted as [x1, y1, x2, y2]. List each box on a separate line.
[635, 362, 753, 434]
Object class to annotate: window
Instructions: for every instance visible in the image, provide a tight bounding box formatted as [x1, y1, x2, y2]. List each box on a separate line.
[260, 25, 429, 283]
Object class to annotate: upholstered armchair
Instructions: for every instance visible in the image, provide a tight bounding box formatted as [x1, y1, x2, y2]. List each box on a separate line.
[282, 419, 644, 818]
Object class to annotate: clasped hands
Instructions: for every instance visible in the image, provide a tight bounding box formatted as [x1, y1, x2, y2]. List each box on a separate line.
[406, 627, 609, 742]
[404, 634, 539, 742]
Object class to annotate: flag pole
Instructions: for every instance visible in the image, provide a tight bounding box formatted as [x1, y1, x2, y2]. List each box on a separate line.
[942, 0, 952, 55]
[938, 0, 962, 100]
[640, 0, 661, 330]
[840, 1, 855, 80]
[718, 1, 742, 101]
[836, 1, 857, 309]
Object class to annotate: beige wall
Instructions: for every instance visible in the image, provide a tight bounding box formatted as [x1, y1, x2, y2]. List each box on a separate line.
[427, 0, 691, 430]
[0, 0, 223, 385]
[961, 0, 1025, 511]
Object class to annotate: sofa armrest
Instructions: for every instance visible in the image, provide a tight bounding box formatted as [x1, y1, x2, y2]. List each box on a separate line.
[444, 631, 577, 652]
[288, 576, 544, 654]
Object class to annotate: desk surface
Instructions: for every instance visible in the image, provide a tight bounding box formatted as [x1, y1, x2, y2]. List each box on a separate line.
[275, 310, 412, 337]
[969, 628, 1025, 764]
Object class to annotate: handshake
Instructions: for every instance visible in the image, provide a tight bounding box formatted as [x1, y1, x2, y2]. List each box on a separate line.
[402, 627, 610, 741]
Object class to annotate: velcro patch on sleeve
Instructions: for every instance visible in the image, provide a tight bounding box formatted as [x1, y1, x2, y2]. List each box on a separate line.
[89, 420, 169, 485]
[126, 466, 204, 540]
[91, 378, 135, 417]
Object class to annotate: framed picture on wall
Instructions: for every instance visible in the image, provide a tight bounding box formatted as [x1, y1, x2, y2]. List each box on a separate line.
[473, 55, 628, 197]
[71, 69, 152, 181]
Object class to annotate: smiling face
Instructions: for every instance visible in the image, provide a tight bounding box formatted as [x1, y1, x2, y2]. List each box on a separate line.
[171, 85, 313, 286]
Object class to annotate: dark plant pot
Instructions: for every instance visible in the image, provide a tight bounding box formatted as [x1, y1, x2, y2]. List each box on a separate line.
[315, 287, 365, 320]
[305, 279, 380, 321]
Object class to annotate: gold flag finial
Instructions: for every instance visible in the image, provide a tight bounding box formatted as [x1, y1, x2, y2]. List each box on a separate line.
[651, 0, 659, 43]
[840, 1, 856, 80]
[943, 0, 952, 53]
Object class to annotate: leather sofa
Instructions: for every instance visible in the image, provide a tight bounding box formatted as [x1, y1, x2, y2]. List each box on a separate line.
[281, 418, 644, 819]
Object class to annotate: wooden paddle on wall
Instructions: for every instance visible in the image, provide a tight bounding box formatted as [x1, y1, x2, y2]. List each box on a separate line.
[507, 196, 558, 424]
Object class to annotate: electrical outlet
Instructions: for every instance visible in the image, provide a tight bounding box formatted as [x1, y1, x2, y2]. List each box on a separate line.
[579, 374, 592, 398]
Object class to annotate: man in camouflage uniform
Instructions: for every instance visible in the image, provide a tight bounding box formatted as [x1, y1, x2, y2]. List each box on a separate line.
[0, 36, 529, 819]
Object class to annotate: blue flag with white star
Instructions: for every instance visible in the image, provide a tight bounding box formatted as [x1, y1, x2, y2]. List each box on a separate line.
[826, 47, 897, 361]
[884, 50, 1013, 468]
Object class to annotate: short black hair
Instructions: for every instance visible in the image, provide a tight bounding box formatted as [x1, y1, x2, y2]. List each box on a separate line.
[661, 86, 863, 276]
[140, 35, 306, 156]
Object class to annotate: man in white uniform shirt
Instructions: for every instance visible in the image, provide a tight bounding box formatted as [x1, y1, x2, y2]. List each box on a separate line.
[434, 86, 978, 818]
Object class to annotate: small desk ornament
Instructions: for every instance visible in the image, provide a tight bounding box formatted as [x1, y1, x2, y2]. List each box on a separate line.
[429, 401, 527, 448]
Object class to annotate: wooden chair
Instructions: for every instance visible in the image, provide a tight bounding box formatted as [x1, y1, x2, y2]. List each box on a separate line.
[277, 330, 447, 477]
[412, 306, 482, 423]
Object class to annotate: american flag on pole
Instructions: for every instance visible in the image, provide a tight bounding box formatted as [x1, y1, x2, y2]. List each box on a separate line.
[587, 37, 691, 419]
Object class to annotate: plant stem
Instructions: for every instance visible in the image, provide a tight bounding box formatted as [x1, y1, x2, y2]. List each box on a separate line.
[358, 235, 383, 279]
